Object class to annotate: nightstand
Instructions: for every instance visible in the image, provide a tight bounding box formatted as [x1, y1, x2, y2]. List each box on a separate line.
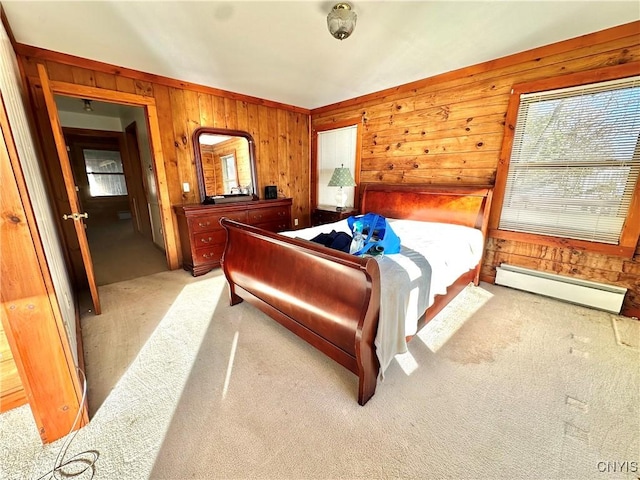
[312, 205, 358, 227]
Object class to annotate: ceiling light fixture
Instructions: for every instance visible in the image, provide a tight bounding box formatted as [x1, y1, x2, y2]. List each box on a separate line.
[327, 2, 357, 41]
[83, 99, 93, 112]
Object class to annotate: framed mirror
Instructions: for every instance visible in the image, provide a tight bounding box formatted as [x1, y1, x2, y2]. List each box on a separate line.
[193, 127, 258, 204]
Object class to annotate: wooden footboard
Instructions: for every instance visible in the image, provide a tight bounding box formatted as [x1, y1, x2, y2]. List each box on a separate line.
[220, 218, 382, 405]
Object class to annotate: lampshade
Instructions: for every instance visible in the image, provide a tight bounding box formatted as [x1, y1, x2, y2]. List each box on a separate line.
[327, 2, 357, 41]
[328, 166, 356, 187]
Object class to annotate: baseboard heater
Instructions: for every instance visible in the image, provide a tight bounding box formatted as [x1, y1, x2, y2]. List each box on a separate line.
[495, 263, 626, 314]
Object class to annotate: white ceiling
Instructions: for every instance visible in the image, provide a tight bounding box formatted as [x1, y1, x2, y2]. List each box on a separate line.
[3, 1, 639, 110]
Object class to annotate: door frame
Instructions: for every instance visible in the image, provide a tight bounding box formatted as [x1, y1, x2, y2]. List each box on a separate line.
[124, 121, 153, 240]
[43, 77, 179, 270]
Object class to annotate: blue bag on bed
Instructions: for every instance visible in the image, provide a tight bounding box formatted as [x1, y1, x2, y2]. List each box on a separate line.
[346, 213, 401, 256]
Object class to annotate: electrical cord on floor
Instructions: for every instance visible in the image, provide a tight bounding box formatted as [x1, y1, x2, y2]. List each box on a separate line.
[35, 368, 99, 480]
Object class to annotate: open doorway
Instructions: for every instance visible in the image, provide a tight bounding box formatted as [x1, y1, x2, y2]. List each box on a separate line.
[55, 96, 167, 287]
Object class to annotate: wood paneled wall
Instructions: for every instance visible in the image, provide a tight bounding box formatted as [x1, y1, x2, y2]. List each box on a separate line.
[311, 22, 640, 317]
[16, 50, 311, 266]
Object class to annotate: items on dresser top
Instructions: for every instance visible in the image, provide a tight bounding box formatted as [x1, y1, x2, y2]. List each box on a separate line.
[202, 194, 255, 205]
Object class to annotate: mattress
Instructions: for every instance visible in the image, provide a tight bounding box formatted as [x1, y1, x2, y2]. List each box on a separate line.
[281, 218, 484, 377]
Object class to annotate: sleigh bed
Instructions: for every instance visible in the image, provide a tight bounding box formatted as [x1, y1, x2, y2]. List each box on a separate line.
[220, 184, 493, 405]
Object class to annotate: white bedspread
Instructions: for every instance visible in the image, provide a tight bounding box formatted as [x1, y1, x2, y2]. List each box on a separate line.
[280, 218, 484, 377]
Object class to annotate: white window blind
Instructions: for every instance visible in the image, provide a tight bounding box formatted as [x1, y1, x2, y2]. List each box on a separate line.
[317, 125, 357, 207]
[499, 76, 640, 244]
[84, 149, 128, 197]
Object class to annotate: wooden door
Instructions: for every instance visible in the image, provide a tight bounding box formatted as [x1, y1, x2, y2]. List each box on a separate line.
[37, 64, 101, 315]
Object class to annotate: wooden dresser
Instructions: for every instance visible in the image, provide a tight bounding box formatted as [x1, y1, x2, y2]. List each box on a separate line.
[175, 198, 292, 276]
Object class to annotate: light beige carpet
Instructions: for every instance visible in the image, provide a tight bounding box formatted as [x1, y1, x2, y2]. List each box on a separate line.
[87, 219, 168, 286]
[1, 270, 638, 480]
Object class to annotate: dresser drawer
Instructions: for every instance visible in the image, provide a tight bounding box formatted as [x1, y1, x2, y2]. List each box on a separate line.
[189, 211, 247, 233]
[193, 230, 226, 247]
[255, 220, 291, 233]
[248, 206, 289, 225]
[192, 244, 226, 265]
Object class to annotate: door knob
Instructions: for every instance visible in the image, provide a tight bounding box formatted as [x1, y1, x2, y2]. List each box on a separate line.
[62, 212, 89, 221]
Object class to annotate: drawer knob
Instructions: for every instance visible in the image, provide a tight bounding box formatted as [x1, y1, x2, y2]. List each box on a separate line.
[198, 221, 211, 227]
[201, 237, 212, 244]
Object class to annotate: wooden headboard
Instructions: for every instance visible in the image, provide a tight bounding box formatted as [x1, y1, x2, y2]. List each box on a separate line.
[360, 183, 494, 231]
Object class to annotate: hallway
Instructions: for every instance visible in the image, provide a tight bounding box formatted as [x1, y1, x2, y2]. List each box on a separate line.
[86, 218, 167, 286]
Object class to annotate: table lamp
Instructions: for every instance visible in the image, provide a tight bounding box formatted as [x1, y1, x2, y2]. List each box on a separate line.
[327, 164, 356, 211]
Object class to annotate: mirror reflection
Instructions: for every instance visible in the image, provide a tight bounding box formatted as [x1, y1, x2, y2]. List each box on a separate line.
[193, 127, 258, 203]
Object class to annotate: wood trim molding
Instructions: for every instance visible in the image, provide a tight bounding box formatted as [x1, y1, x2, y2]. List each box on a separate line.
[49, 79, 159, 106]
[15, 43, 311, 115]
[62, 126, 124, 139]
[146, 102, 179, 269]
[509, 61, 640, 96]
[489, 229, 636, 258]
[311, 117, 365, 133]
[311, 21, 640, 115]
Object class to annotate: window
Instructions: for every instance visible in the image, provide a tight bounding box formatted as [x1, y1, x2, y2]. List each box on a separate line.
[83, 149, 128, 197]
[220, 153, 238, 193]
[317, 124, 358, 207]
[493, 67, 640, 256]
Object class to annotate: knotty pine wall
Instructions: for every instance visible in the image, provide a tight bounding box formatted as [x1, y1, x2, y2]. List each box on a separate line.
[17, 52, 311, 267]
[311, 22, 640, 317]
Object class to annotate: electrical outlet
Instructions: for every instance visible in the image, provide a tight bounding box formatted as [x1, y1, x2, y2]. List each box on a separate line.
[182, 182, 190, 193]
[294, 218, 299, 226]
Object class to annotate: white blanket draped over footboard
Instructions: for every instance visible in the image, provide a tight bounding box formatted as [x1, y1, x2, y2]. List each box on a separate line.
[281, 218, 484, 377]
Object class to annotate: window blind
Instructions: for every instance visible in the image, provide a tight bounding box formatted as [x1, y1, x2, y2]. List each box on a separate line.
[84, 149, 128, 197]
[499, 76, 640, 244]
[317, 125, 357, 207]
